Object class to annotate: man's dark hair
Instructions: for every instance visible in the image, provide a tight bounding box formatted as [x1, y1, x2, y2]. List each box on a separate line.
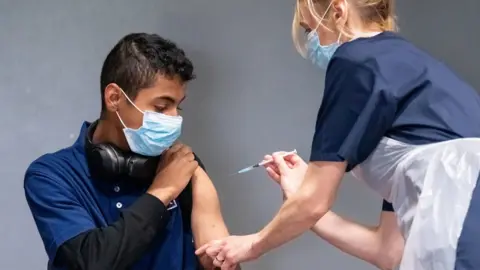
[100, 33, 195, 113]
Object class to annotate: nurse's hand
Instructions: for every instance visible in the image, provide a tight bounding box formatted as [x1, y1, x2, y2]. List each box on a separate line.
[195, 234, 260, 269]
[263, 152, 308, 199]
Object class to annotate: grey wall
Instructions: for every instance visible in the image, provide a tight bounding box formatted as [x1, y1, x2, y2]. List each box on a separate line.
[1, 0, 479, 269]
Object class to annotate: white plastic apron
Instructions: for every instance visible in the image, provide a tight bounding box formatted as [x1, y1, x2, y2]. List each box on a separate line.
[351, 137, 480, 270]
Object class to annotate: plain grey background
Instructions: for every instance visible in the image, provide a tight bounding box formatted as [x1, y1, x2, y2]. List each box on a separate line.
[1, 0, 479, 269]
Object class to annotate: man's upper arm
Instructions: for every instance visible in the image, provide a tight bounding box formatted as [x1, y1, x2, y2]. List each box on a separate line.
[190, 166, 229, 247]
[24, 165, 95, 261]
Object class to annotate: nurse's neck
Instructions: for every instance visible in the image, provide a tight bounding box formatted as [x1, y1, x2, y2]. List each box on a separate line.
[346, 31, 382, 44]
[342, 23, 384, 43]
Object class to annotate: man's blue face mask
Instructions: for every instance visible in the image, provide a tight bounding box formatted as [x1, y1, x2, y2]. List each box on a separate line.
[116, 90, 182, 157]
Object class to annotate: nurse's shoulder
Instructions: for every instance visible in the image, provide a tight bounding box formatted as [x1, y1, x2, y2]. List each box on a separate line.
[327, 32, 426, 94]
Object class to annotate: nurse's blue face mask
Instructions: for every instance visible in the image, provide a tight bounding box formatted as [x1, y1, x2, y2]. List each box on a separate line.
[306, 1, 341, 70]
[116, 89, 182, 157]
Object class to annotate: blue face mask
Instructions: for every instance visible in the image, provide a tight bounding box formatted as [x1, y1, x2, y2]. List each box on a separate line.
[307, 31, 340, 70]
[116, 90, 182, 157]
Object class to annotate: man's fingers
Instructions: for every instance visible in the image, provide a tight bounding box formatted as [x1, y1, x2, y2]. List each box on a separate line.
[168, 142, 183, 152]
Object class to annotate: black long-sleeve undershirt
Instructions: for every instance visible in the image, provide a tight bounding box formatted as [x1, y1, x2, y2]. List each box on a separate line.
[54, 193, 170, 270]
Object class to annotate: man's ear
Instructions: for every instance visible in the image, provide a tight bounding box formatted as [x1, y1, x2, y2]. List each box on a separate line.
[104, 83, 123, 112]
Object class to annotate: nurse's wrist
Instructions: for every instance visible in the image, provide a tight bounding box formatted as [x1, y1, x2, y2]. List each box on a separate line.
[251, 232, 267, 259]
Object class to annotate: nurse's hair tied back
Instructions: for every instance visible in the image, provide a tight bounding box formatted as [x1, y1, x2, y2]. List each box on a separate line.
[292, 0, 397, 57]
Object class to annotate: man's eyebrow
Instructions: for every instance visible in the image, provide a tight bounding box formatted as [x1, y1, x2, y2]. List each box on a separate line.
[154, 95, 186, 103]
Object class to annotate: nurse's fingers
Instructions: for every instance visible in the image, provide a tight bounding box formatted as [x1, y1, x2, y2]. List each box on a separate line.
[196, 240, 222, 256]
[272, 153, 289, 174]
[265, 153, 294, 169]
[283, 153, 303, 166]
[205, 244, 223, 258]
[266, 167, 280, 183]
[263, 155, 281, 178]
[214, 249, 228, 267]
[195, 243, 209, 255]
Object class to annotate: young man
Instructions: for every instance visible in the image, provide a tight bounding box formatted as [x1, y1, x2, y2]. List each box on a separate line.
[24, 33, 231, 270]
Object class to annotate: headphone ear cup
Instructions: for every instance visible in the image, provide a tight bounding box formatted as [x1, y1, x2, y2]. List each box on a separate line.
[90, 144, 125, 176]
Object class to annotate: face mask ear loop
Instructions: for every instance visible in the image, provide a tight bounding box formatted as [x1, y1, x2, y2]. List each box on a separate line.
[116, 88, 145, 130]
[116, 111, 128, 129]
[119, 88, 144, 114]
[312, 0, 335, 40]
[322, 0, 334, 21]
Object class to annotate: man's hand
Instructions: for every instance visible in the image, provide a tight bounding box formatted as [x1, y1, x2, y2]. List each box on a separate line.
[147, 143, 198, 204]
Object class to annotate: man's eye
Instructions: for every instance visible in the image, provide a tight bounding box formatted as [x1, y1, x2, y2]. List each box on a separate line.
[154, 106, 166, 112]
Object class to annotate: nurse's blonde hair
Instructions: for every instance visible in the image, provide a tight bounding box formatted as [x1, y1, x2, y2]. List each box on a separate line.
[293, 0, 397, 57]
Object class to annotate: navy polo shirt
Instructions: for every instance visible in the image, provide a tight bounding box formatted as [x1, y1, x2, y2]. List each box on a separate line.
[309, 32, 480, 210]
[24, 122, 198, 269]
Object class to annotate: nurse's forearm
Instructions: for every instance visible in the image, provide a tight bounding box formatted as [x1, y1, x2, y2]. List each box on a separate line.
[253, 191, 326, 256]
[252, 161, 345, 257]
[311, 211, 380, 266]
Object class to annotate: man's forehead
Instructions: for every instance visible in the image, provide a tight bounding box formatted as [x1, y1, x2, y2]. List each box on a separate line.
[140, 76, 186, 101]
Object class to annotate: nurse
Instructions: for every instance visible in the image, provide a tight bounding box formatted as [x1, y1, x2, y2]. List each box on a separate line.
[196, 0, 480, 269]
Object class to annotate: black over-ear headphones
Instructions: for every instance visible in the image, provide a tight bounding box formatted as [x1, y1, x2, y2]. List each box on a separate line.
[84, 120, 159, 182]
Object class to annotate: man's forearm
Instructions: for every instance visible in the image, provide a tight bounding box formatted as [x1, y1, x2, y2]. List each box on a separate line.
[311, 211, 381, 266]
[56, 194, 170, 270]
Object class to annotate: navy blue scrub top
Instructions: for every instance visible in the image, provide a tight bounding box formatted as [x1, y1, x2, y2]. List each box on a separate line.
[309, 31, 480, 211]
[24, 122, 198, 270]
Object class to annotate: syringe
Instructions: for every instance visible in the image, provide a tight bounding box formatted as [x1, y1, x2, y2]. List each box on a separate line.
[232, 149, 297, 175]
